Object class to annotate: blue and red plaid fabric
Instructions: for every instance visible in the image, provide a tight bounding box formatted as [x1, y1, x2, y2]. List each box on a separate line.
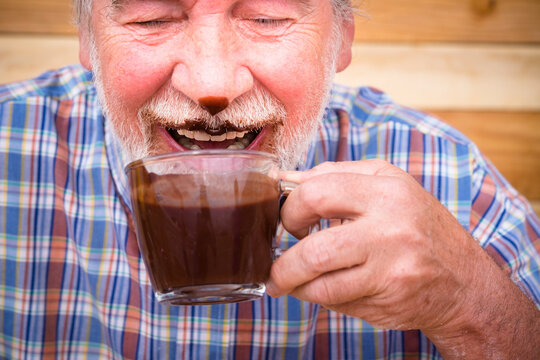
[1, 65, 538, 359]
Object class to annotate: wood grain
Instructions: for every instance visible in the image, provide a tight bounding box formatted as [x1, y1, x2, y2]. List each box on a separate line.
[1, 0, 539, 43]
[2, 35, 539, 111]
[431, 111, 540, 201]
[336, 43, 540, 111]
[355, 0, 540, 43]
[0, 0, 76, 35]
[532, 201, 540, 217]
[0, 35, 80, 83]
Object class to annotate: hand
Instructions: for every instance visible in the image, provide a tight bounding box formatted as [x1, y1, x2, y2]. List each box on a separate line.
[266, 160, 540, 358]
[268, 159, 472, 329]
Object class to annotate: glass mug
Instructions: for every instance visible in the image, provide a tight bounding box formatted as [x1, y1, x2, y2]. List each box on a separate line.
[125, 150, 294, 305]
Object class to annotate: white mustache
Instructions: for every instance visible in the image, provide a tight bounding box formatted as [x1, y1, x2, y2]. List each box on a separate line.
[138, 86, 286, 131]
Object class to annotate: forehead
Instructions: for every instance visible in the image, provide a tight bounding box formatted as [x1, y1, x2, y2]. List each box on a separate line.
[107, 0, 321, 10]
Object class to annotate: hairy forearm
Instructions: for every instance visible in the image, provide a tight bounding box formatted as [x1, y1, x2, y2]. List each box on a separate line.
[425, 243, 540, 359]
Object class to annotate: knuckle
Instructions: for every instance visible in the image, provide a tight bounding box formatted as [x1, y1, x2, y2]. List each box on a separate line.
[302, 235, 334, 271]
[389, 256, 426, 288]
[368, 158, 390, 171]
[296, 182, 324, 214]
[369, 158, 389, 167]
[312, 276, 334, 304]
[313, 161, 336, 173]
[269, 261, 285, 284]
[400, 225, 426, 249]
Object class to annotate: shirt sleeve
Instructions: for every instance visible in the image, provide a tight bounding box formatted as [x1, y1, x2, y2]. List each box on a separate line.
[468, 144, 540, 306]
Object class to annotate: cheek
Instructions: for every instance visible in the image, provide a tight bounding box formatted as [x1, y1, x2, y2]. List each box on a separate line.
[99, 43, 172, 112]
[250, 41, 330, 120]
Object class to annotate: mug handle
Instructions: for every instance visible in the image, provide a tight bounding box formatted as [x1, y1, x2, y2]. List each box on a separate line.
[274, 180, 321, 260]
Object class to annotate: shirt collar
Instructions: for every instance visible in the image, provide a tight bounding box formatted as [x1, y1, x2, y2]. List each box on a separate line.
[328, 83, 355, 115]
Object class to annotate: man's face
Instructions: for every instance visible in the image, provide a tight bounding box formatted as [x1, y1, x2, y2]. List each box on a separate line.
[80, 0, 353, 168]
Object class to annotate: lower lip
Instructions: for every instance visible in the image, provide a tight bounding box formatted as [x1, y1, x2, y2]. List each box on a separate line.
[159, 126, 185, 151]
[246, 127, 269, 150]
[159, 126, 271, 152]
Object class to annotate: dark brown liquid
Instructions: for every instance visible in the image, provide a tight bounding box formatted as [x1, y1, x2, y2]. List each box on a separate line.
[130, 171, 279, 294]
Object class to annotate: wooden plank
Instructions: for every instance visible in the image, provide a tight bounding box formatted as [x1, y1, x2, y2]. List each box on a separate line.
[0, 35, 80, 84]
[0, 0, 76, 35]
[335, 43, 540, 111]
[430, 111, 540, 202]
[532, 201, 540, 218]
[355, 0, 540, 43]
[1, 0, 540, 43]
[1, 35, 540, 110]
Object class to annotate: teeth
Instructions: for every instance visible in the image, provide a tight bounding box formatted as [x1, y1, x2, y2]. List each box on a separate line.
[210, 133, 227, 142]
[178, 136, 201, 150]
[178, 136, 192, 147]
[193, 131, 211, 141]
[173, 128, 257, 150]
[177, 129, 250, 142]
[240, 137, 251, 146]
[227, 143, 245, 150]
[227, 132, 257, 150]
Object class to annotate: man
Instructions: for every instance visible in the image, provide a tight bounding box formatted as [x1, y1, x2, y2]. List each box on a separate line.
[0, 0, 538, 358]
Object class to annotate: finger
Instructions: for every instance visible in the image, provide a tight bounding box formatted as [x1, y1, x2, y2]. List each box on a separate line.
[280, 159, 403, 183]
[290, 271, 407, 330]
[266, 222, 369, 297]
[288, 262, 373, 306]
[323, 299, 398, 330]
[280, 172, 381, 238]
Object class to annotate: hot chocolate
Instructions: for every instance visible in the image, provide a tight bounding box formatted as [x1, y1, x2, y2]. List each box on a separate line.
[130, 170, 280, 303]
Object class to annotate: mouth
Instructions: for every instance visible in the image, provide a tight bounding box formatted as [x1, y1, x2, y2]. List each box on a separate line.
[167, 126, 262, 150]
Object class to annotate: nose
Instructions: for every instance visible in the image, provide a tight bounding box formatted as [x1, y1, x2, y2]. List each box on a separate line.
[198, 96, 229, 116]
[171, 23, 253, 115]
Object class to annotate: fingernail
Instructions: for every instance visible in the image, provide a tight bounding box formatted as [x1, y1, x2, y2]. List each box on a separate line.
[279, 171, 302, 183]
[265, 280, 278, 297]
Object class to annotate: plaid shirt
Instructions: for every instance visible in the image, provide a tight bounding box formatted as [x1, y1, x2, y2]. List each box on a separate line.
[1, 65, 538, 359]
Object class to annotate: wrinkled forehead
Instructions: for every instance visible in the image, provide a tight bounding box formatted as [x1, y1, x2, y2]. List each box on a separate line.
[90, 0, 331, 26]
[78, 0, 342, 25]
[107, 0, 319, 8]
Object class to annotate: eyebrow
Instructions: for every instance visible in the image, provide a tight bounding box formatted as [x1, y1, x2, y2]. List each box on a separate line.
[109, 0, 153, 10]
[109, 0, 126, 14]
[110, 0, 134, 9]
[110, 0, 316, 9]
[109, 0, 316, 17]
[109, 0, 186, 13]
[108, 0, 164, 14]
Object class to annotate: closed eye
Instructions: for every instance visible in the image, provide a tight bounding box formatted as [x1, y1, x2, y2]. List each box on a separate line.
[132, 19, 170, 28]
[252, 18, 291, 27]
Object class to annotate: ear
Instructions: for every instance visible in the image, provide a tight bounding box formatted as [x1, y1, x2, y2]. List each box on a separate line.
[335, 17, 355, 73]
[78, 25, 92, 70]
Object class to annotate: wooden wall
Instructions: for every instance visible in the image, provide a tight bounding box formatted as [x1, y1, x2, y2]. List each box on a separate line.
[0, 0, 539, 216]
